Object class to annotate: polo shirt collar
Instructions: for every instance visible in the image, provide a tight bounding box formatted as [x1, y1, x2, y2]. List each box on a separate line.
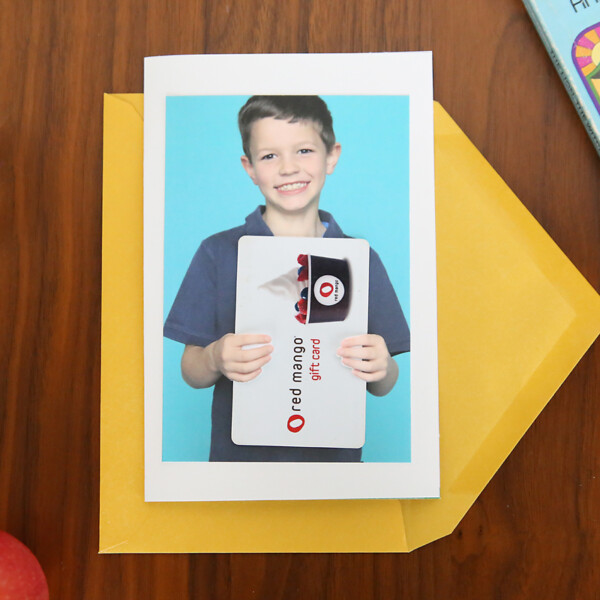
[244, 205, 344, 238]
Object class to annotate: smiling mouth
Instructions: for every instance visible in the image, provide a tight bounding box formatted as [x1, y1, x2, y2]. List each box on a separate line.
[275, 182, 309, 192]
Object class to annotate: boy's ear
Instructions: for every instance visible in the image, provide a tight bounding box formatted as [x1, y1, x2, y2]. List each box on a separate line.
[240, 155, 258, 184]
[326, 143, 342, 175]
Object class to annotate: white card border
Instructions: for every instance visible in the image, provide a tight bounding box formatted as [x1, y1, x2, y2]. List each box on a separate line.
[143, 52, 439, 501]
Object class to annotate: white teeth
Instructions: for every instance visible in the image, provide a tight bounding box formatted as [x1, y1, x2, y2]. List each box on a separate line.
[278, 182, 307, 191]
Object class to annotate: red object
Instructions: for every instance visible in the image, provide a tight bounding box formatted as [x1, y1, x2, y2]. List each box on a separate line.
[295, 313, 306, 324]
[297, 299, 307, 314]
[297, 267, 308, 281]
[0, 531, 49, 600]
[287, 414, 306, 433]
[297, 254, 308, 267]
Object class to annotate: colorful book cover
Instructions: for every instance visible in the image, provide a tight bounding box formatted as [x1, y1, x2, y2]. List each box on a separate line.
[523, 0, 600, 154]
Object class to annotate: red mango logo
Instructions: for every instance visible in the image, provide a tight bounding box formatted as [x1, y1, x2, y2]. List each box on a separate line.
[287, 414, 305, 433]
[314, 275, 344, 306]
[319, 282, 334, 297]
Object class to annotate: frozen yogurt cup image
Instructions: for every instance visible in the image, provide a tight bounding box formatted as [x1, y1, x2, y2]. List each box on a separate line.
[295, 254, 351, 324]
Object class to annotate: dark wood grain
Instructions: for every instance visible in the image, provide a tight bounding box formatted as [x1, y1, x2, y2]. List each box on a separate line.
[1, 0, 598, 598]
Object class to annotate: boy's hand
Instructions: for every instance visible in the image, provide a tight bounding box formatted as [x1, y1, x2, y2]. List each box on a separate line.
[336, 334, 390, 382]
[209, 333, 273, 383]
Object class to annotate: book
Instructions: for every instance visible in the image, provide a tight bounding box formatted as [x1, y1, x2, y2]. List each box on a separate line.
[523, 0, 600, 155]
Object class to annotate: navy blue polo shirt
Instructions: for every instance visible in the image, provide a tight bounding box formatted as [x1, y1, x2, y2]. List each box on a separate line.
[164, 206, 410, 462]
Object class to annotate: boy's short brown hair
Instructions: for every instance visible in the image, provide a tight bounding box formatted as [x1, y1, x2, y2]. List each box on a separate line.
[238, 96, 336, 159]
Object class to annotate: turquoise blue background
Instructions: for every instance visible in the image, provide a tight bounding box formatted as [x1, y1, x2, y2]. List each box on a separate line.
[163, 95, 411, 462]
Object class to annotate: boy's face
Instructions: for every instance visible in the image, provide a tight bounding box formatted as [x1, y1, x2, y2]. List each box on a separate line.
[241, 117, 341, 216]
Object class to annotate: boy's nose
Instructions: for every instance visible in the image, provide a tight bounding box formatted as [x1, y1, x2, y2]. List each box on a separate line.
[279, 155, 299, 175]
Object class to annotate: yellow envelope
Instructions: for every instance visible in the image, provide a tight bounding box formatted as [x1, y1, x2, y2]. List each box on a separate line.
[100, 94, 600, 553]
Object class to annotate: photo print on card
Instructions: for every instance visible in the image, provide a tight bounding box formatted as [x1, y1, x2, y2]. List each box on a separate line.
[143, 53, 439, 501]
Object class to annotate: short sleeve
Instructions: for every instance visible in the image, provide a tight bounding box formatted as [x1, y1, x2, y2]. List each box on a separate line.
[368, 248, 410, 355]
[163, 240, 219, 347]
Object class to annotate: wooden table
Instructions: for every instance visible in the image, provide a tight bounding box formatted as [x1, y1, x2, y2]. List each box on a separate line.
[2, 1, 599, 597]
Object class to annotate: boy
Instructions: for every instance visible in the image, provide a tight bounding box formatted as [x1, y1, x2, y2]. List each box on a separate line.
[164, 96, 410, 462]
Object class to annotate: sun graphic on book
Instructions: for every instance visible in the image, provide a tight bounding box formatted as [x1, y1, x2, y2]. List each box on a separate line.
[573, 23, 600, 113]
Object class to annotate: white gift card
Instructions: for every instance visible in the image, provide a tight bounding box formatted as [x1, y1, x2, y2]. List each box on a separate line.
[233, 236, 369, 448]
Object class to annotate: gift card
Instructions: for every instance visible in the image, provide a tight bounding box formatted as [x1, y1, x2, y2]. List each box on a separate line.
[233, 236, 369, 449]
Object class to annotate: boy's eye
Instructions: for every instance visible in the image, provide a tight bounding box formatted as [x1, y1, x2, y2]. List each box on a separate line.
[298, 148, 314, 154]
[260, 153, 275, 160]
